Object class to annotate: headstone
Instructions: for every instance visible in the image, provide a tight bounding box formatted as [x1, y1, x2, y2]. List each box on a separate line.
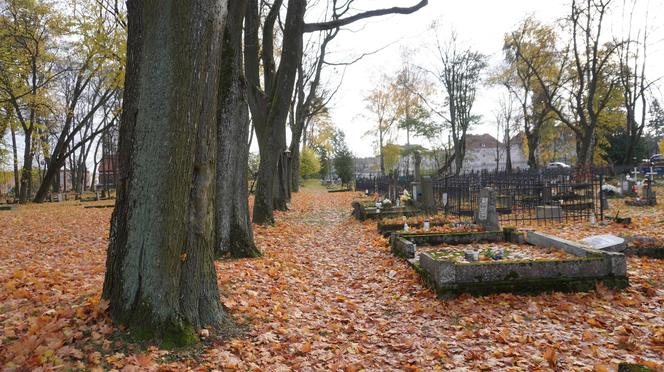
[536, 205, 562, 219]
[601, 194, 609, 210]
[621, 176, 630, 194]
[542, 182, 552, 202]
[0, 204, 16, 211]
[474, 188, 500, 231]
[464, 250, 479, 262]
[411, 182, 420, 202]
[414, 151, 422, 182]
[581, 234, 626, 252]
[420, 176, 435, 214]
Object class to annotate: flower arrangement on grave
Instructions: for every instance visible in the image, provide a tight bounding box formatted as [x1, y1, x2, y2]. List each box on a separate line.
[400, 190, 412, 205]
[381, 198, 392, 209]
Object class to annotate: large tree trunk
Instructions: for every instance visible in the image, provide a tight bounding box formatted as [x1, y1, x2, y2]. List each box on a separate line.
[19, 131, 33, 203]
[526, 131, 539, 170]
[103, 0, 233, 345]
[10, 123, 19, 199]
[575, 128, 595, 166]
[290, 142, 301, 192]
[453, 135, 465, 175]
[252, 134, 280, 224]
[251, 0, 305, 225]
[215, 0, 260, 258]
[34, 158, 65, 201]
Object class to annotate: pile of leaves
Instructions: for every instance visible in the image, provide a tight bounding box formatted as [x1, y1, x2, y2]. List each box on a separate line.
[1, 192, 663, 370]
[380, 214, 450, 225]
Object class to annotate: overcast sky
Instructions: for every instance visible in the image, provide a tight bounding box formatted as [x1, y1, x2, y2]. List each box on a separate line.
[310, 0, 664, 158]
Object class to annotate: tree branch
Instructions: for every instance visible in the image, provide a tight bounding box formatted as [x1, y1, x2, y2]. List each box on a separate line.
[303, 0, 428, 32]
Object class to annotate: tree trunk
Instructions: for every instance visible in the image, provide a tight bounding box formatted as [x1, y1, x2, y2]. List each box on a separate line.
[273, 150, 290, 210]
[34, 157, 66, 201]
[505, 129, 513, 173]
[10, 124, 19, 199]
[526, 132, 538, 170]
[575, 128, 595, 166]
[453, 135, 464, 175]
[252, 135, 280, 224]
[251, 0, 305, 225]
[215, 0, 260, 258]
[103, 0, 233, 345]
[379, 125, 385, 176]
[19, 130, 33, 203]
[290, 142, 301, 192]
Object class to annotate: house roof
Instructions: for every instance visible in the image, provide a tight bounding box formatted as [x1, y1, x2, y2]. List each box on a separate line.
[465, 134, 501, 149]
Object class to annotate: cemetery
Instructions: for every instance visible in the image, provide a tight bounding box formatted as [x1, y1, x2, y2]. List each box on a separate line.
[2, 0, 664, 370]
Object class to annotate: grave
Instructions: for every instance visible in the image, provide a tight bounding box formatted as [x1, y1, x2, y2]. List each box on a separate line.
[351, 198, 421, 221]
[377, 214, 449, 237]
[392, 229, 628, 296]
[474, 188, 500, 231]
[626, 171, 657, 206]
[621, 236, 664, 259]
[0, 204, 16, 211]
[536, 205, 562, 219]
[581, 234, 626, 252]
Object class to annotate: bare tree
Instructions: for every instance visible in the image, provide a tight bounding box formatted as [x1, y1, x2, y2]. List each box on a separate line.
[364, 76, 398, 176]
[431, 31, 487, 174]
[617, 0, 655, 164]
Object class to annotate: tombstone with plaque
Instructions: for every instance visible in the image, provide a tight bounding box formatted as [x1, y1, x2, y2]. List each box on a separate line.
[474, 188, 500, 231]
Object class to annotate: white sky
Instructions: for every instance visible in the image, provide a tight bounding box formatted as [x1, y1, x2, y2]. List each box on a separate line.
[311, 0, 664, 158]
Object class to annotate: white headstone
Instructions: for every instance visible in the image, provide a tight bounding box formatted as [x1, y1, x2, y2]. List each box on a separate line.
[581, 234, 626, 252]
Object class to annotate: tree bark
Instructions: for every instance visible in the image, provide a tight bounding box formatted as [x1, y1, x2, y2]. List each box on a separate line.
[19, 130, 33, 203]
[215, 0, 260, 258]
[251, 0, 305, 225]
[103, 0, 233, 345]
[10, 123, 19, 199]
[290, 142, 301, 191]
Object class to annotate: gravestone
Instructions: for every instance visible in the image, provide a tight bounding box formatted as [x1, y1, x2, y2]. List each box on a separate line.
[581, 234, 626, 252]
[601, 194, 610, 210]
[642, 176, 657, 205]
[474, 188, 500, 231]
[411, 153, 422, 202]
[536, 205, 562, 219]
[420, 176, 435, 214]
[414, 151, 422, 182]
[0, 204, 16, 211]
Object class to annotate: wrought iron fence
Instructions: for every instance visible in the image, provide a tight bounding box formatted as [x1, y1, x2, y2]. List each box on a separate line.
[432, 168, 604, 225]
[355, 174, 414, 197]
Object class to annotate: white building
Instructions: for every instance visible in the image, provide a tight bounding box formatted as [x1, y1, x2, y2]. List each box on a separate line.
[459, 133, 528, 173]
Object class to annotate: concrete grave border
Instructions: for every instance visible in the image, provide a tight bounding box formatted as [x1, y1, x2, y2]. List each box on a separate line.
[391, 229, 628, 296]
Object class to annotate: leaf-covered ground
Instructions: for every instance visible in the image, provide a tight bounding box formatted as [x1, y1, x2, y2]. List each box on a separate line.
[0, 190, 663, 370]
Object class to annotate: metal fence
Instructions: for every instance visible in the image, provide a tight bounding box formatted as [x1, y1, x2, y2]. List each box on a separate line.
[355, 174, 414, 197]
[432, 167, 604, 225]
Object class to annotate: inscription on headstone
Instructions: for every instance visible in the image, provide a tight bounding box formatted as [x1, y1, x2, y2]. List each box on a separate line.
[478, 197, 488, 220]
